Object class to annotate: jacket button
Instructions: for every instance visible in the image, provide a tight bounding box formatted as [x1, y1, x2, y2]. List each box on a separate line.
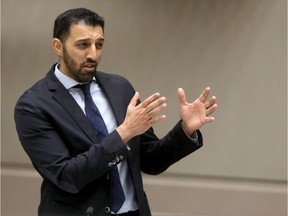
[104, 206, 111, 213]
[116, 156, 120, 162]
[108, 160, 116, 167]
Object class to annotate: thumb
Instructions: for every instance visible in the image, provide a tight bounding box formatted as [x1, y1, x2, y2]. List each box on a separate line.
[177, 88, 187, 105]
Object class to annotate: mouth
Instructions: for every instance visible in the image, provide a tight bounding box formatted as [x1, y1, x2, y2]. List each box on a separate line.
[82, 63, 96, 71]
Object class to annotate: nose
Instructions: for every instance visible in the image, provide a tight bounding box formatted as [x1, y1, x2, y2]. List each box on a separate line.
[87, 45, 99, 61]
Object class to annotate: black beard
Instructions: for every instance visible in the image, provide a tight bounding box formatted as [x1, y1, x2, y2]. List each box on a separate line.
[75, 71, 95, 83]
[62, 47, 97, 83]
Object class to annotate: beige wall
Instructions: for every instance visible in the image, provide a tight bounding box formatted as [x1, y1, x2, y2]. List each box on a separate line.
[1, 0, 287, 215]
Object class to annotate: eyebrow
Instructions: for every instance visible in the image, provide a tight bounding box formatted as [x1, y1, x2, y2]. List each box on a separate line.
[76, 37, 105, 43]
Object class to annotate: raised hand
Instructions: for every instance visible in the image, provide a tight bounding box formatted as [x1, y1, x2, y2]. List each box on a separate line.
[178, 87, 217, 135]
[117, 92, 167, 144]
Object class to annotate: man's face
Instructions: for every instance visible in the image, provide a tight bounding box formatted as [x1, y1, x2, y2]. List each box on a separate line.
[59, 22, 104, 82]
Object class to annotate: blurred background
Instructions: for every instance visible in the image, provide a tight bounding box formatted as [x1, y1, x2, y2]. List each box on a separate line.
[1, 0, 287, 215]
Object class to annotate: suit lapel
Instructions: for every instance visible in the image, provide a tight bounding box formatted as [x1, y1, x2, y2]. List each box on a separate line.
[46, 68, 99, 143]
[95, 73, 126, 126]
[46, 67, 129, 144]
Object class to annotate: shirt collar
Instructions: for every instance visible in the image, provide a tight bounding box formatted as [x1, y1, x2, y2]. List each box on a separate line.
[54, 63, 96, 89]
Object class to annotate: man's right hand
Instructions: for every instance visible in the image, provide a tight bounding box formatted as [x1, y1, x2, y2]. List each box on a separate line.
[116, 92, 167, 144]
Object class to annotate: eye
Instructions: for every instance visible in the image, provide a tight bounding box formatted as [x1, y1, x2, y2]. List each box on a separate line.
[96, 42, 104, 49]
[77, 42, 89, 49]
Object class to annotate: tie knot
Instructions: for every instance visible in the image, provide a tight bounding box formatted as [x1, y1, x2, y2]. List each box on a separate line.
[77, 82, 91, 97]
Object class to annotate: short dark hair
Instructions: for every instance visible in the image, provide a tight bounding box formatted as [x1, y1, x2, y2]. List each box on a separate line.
[53, 8, 105, 42]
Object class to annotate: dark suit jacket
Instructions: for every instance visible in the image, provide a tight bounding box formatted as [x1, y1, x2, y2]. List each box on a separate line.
[14, 65, 203, 216]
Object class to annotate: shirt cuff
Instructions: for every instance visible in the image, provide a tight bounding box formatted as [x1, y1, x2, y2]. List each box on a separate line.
[181, 125, 198, 141]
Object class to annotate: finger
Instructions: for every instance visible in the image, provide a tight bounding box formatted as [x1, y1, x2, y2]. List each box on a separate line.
[178, 88, 187, 105]
[205, 116, 216, 123]
[129, 92, 140, 107]
[145, 97, 166, 114]
[146, 100, 167, 117]
[199, 87, 210, 103]
[205, 96, 217, 109]
[140, 92, 161, 108]
[149, 114, 167, 125]
[206, 104, 218, 116]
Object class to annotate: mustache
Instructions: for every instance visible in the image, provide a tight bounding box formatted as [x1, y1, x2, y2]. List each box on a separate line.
[81, 60, 97, 67]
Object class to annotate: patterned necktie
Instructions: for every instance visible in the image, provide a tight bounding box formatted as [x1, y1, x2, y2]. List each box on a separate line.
[78, 82, 125, 213]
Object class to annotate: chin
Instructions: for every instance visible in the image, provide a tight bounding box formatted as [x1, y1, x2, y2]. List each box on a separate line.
[76, 73, 95, 83]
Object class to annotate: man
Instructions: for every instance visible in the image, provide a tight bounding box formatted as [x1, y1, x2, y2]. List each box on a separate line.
[14, 8, 217, 216]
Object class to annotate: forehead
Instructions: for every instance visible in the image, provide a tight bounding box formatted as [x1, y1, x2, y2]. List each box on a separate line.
[68, 22, 104, 41]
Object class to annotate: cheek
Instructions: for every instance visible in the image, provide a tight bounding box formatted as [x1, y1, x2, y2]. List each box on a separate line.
[96, 51, 103, 61]
[71, 51, 87, 63]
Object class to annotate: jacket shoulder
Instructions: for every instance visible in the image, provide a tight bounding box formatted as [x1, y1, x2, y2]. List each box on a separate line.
[96, 71, 130, 83]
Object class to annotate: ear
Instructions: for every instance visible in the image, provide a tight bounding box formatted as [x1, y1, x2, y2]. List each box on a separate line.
[52, 38, 63, 56]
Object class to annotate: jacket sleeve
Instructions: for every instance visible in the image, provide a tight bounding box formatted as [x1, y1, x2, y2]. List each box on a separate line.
[139, 121, 203, 175]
